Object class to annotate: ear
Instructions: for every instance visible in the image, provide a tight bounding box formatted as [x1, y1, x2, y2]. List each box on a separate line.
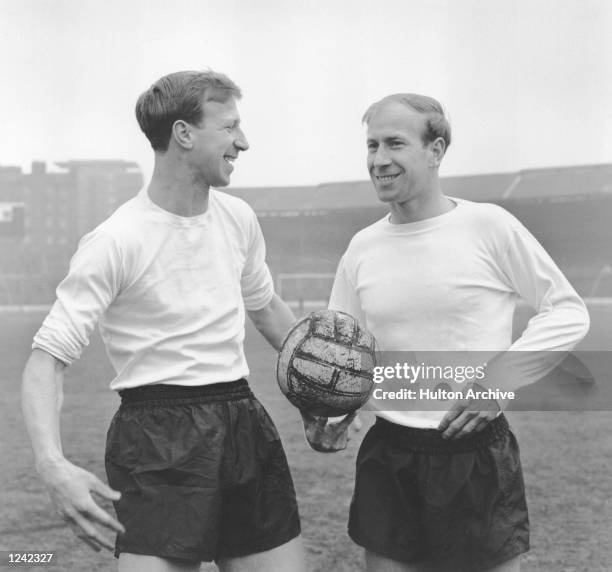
[428, 137, 446, 168]
[172, 120, 194, 150]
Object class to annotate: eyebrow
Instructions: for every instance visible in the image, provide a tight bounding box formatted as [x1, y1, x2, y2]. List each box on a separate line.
[366, 135, 406, 144]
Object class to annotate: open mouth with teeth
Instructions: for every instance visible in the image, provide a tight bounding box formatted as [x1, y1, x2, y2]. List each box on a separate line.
[376, 173, 400, 183]
[223, 156, 236, 164]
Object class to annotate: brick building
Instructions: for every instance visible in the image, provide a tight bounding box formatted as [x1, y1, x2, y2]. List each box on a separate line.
[0, 160, 143, 304]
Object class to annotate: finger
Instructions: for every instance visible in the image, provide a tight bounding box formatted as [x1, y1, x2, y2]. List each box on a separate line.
[300, 411, 327, 439]
[89, 476, 121, 502]
[310, 417, 328, 441]
[320, 440, 348, 453]
[438, 401, 468, 432]
[441, 410, 474, 439]
[470, 414, 496, 434]
[70, 513, 116, 552]
[83, 500, 125, 534]
[450, 414, 485, 440]
[77, 533, 103, 552]
[308, 413, 330, 430]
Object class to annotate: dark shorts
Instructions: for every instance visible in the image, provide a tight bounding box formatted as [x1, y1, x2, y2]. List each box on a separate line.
[104, 380, 301, 563]
[349, 415, 529, 571]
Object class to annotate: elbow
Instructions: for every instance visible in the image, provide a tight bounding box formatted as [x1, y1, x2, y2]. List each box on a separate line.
[576, 301, 590, 342]
[564, 297, 590, 346]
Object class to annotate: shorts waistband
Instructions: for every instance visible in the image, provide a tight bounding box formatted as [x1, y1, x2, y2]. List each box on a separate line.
[118, 379, 252, 407]
[374, 414, 509, 454]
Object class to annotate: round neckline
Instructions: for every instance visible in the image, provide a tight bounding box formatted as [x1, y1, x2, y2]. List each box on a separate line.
[381, 197, 463, 234]
[139, 187, 214, 227]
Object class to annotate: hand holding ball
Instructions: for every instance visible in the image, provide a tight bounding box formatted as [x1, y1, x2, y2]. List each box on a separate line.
[276, 310, 377, 417]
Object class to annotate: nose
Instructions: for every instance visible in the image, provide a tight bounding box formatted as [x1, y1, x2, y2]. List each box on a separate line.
[234, 127, 249, 152]
[372, 146, 391, 168]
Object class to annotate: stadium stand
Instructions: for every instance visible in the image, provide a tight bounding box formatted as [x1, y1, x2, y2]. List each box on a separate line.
[0, 162, 610, 305]
[226, 164, 612, 302]
[505, 164, 612, 200]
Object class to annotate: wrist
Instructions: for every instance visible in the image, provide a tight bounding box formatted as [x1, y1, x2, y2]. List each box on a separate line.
[495, 396, 509, 414]
[467, 381, 504, 413]
[34, 452, 67, 476]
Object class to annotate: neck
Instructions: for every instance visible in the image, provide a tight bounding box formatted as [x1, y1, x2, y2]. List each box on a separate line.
[388, 181, 453, 224]
[147, 154, 210, 217]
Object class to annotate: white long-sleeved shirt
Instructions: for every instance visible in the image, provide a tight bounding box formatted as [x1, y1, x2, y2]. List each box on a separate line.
[329, 198, 590, 428]
[33, 188, 275, 390]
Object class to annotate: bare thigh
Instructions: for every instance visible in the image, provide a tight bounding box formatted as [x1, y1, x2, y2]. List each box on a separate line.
[365, 550, 521, 572]
[365, 550, 434, 572]
[486, 555, 521, 572]
[217, 535, 305, 572]
[118, 553, 200, 572]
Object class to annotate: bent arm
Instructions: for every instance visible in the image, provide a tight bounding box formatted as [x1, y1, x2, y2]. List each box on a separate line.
[483, 223, 590, 398]
[247, 293, 296, 351]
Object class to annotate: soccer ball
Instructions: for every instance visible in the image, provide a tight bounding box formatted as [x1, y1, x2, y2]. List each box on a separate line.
[276, 309, 378, 417]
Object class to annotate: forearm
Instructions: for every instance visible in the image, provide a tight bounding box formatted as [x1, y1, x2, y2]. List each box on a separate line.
[22, 349, 67, 473]
[248, 294, 297, 351]
[510, 298, 590, 354]
[483, 297, 590, 397]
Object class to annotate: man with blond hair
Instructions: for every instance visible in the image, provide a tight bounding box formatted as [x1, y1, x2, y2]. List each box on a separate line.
[324, 93, 589, 571]
[22, 70, 305, 572]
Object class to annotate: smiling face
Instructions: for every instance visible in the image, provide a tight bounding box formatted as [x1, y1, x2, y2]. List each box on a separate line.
[366, 101, 439, 205]
[188, 97, 249, 188]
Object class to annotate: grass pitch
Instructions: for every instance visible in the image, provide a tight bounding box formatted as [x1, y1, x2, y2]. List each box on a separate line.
[1, 309, 611, 571]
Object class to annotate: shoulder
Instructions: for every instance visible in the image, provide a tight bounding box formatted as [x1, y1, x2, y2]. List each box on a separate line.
[66, 194, 151, 275]
[335, 216, 387, 276]
[449, 199, 545, 263]
[453, 198, 526, 240]
[89, 193, 146, 242]
[211, 191, 262, 250]
[212, 189, 257, 221]
[345, 215, 388, 252]
[453, 198, 516, 225]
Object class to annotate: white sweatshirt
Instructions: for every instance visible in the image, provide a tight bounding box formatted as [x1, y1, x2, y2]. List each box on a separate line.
[33, 188, 274, 390]
[329, 198, 589, 428]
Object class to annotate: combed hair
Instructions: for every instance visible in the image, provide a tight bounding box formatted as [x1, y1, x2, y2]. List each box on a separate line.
[362, 93, 451, 150]
[135, 70, 242, 151]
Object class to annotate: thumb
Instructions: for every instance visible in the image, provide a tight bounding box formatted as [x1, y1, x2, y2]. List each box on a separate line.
[351, 413, 363, 432]
[336, 411, 357, 431]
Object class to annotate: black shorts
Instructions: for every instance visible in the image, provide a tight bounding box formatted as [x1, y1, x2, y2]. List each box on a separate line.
[349, 415, 529, 571]
[104, 380, 301, 563]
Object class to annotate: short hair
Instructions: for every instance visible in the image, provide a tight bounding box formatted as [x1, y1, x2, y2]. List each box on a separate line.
[135, 70, 242, 151]
[362, 93, 451, 150]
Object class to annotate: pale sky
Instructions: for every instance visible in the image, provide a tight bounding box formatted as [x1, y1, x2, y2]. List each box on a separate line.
[1, 0, 611, 187]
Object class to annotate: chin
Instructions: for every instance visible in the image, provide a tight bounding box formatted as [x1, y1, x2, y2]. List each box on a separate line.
[212, 175, 231, 188]
[375, 188, 397, 203]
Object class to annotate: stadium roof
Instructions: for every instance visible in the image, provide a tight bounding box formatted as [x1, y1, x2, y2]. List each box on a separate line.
[222, 185, 325, 212]
[225, 174, 516, 213]
[506, 164, 612, 200]
[226, 163, 612, 214]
